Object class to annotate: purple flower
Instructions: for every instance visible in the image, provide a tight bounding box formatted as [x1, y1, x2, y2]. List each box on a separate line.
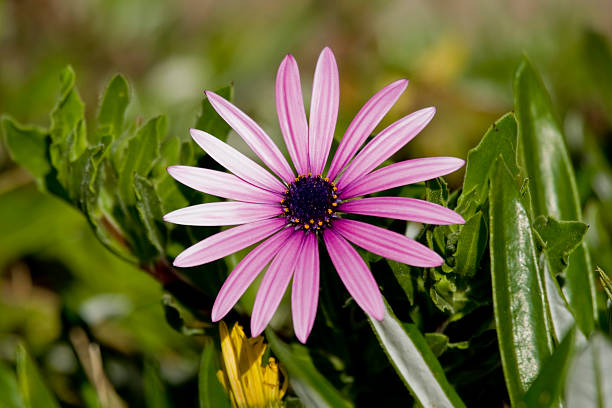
[164, 47, 465, 343]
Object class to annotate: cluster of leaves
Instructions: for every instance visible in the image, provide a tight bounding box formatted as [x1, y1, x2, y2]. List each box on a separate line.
[3, 55, 612, 407]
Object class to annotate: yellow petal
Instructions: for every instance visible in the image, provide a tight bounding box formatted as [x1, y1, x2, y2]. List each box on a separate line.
[219, 321, 248, 407]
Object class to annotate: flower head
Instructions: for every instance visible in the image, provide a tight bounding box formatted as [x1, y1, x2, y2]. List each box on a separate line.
[164, 47, 465, 343]
[217, 321, 287, 408]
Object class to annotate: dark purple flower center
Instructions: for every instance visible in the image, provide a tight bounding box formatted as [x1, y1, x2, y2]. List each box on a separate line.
[281, 174, 341, 231]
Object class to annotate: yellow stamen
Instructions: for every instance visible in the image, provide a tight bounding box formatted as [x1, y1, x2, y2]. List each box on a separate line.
[318, 221, 323, 226]
[295, 218, 300, 223]
[333, 194, 337, 199]
[308, 172, 312, 177]
[309, 219, 315, 224]
[304, 224, 310, 229]
[332, 202, 337, 207]
[328, 209, 333, 214]
[284, 208, 289, 213]
[324, 177, 329, 182]
[333, 186, 338, 191]
[280, 199, 284, 204]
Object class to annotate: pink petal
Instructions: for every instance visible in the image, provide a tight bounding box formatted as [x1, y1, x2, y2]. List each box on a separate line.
[291, 232, 320, 343]
[251, 231, 305, 336]
[308, 47, 339, 175]
[276, 54, 309, 175]
[340, 157, 464, 199]
[190, 129, 285, 193]
[167, 165, 281, 203]
[340, 197, 465, 225]
[173, 218, 286, 267]
[337, 107, 436, 190]
[327, 79, 409, 181]
[211, 227, 294, 322]
[163, 202, 281, 226]
[323, 229, 384, 320]
[333, 218, 443, 267]
[205, 91, 295, 183]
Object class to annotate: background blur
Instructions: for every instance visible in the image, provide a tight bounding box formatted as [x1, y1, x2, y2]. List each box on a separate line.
[1, 0, 611, 406]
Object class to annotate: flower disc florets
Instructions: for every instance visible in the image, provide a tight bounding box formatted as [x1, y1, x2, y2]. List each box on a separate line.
[281, 174, 341, 231]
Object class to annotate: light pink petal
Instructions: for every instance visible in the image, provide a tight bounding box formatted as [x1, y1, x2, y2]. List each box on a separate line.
[190, 129, 285, 193]
[340, 157, 464, 198]
[291, 232, 320, 343]
[333, 218, 443, 268]
[163, 202, 280, 226]
[276, 54, 309, 175]
[211, 228, 294, 321]
[327, 79, 409, 181]
[340, 197, 465, 225]
[251, 232, 305, 337]
[205, 91, 295, 183]
[173, 218, 286, 268]
[308, 47, 339, 175]
[167, 165, 281, 203]
[337, 107, 436, 190]
[323, 229, 384, 320]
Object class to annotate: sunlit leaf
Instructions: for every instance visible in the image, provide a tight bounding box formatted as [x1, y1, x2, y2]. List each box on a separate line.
[95, 74, 130, 143]
[460, 112, 519, 208]
[489, 158, 552, 405]
[15, 344, 60, 408]
[454, 211, 487, 277]
[514, 56, 597, 335]
[565, 333, 612, 407]
[533, 216, 588, 276]
[0, 363, 25, 408]
[1, 116, 50, 183]
[521, 328, 576, 408]
[368, 300, 466, 408]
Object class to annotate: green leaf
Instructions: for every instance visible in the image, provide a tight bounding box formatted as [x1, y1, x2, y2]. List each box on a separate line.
[143, 361, 173, 408]
[426, 177, 449, 207]
[95, 74, 130, 143]
[514, 56, 597, 334]
[265, 329, 353, 408]
[118, 115, 166, 206]
[521, 328, 576, 408]
[195, 85, 233, 141]
[425, 333, 449, 357]
[0, 363, 25, 408]
[598, 267, 612, 303]
[199, 340, 232, 408]
[453, 211, 487, 277]
[15, 344, 61, 408]
[533, 216, 588, 276]
[49, 66, 88, 187]
[542, 261, 581, 345]
[134, 174, 167, 254]
[460, 113, 519, 207]
[489, 159, 552, 405]
[368, 301, 466, 408]
[387, 260, 414, 305]
[565, 333, 612, 407]
[1, 116, 50, 183]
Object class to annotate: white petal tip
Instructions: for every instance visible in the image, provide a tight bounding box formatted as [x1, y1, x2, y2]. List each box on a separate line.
[295, 333, 308, 344]
[210, 308, 223, 322]
[250, 323, 264, 338]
